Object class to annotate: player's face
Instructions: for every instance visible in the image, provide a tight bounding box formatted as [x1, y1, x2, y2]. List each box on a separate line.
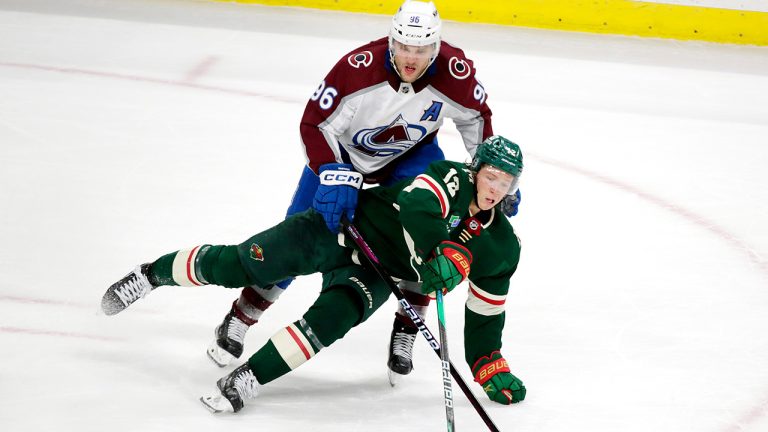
[392, 41, 434, 83]
[475, 165, 516, 211]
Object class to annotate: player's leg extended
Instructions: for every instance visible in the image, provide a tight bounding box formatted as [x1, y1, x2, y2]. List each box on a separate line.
[101, 244, 254, 316]
[201, 286, 364, 413]
[250, 264, 393, 385]
[209, 165, 320, 366]
[201, 265, 393, 413]
[102, 210, 338, 316]
[251, 287, 363, 384]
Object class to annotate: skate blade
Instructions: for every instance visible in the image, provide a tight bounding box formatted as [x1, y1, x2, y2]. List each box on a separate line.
[200, 394, 234, 413]
[388, 368, 406, 387]
[207, 342, 236, 368]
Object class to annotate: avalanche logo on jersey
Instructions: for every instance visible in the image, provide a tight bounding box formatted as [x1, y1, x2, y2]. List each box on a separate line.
[449, 57, 471, 80]
[347, 51, 373, 68]
[350, 114, 427, 157]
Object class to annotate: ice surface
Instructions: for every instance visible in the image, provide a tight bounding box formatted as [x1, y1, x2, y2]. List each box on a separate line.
[1, 1, 767, 431]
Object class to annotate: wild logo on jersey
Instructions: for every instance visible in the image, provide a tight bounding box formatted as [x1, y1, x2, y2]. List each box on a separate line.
[249, 243, 264, 261]
[350, 114, 427, 157]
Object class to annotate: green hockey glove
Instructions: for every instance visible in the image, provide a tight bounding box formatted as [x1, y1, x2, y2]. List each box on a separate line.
[472, 351, 526, 405]
[420, 241, 472, 295]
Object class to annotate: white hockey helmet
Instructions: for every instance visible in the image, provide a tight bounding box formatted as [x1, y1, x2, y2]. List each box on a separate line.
[388, 1, 442, 65]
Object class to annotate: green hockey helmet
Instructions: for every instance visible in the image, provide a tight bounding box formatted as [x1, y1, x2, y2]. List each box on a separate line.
[470, 136, 523, 194]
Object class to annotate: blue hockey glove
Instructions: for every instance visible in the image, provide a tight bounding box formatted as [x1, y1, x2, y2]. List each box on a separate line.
[313, 163, 363, 233]
[500, 189, 521, 217]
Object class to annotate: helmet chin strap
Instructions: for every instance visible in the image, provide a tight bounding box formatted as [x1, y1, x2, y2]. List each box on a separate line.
[388, 53, 404, 80]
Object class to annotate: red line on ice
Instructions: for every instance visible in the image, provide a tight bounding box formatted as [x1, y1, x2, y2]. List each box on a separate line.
[0, 294, 159, 314]
[0, 326, 125, 342]
[531, 151, 768, 431]
[531, 152, 768, 279]
[0, 295, 90, 308]
[0, 61, 300, 104]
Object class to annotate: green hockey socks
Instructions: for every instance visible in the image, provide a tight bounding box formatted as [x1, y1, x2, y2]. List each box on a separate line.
[149, 245, 252, 288]
[247, 286, 362, 385]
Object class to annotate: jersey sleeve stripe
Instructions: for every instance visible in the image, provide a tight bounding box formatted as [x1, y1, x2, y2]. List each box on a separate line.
[467, 282, 506, 316]
[414, 174, 449, 218]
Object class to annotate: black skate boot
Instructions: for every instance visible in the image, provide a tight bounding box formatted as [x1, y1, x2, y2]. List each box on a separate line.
[206, 305, 250, 367]
[387, 317, 418, 386]
[101, 264, 155, 316]
[200, 363, 260, 413]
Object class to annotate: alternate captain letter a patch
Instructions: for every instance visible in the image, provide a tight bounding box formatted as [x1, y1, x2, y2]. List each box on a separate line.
[249, 243, 264, 261]
[421, 101, 443, 122]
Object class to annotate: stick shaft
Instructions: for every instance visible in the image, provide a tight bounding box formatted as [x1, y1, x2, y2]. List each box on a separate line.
[342, 221, 499, 432]
[436, 290, 456, 431]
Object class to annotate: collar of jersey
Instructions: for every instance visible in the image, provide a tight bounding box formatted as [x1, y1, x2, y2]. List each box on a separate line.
[468, 207, 496, 229]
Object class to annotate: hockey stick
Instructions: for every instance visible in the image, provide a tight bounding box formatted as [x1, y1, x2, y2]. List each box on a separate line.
[342, 220, 500, 432]
[435, 289, 456, 432]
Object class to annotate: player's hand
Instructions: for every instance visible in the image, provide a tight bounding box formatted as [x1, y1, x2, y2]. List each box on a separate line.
[420, 241, 472, 295]
[312, 164, 363, 233]
[500, 189, 521, 217]
[472, 351, 526, 404]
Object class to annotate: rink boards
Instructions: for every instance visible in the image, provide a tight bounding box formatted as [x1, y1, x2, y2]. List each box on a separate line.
[216, 0, 768, 45]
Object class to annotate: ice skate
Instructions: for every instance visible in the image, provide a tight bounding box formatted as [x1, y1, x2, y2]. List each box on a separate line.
[206, 307, 250, 367]
[101, 264, 155, 316]
[200, 363, 259, 413]
[387, 318, 418, 386]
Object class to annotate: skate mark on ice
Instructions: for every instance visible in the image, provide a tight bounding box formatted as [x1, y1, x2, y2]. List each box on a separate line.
[0, 295, 160, 314]
[183, 55, 218, 84]
[0, 326, 126, 342]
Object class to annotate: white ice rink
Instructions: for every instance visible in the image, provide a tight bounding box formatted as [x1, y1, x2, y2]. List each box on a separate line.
[1, 0, 768, 430]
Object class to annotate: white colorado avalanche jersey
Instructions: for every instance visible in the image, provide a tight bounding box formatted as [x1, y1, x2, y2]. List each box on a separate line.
[300, 37, 493, 180]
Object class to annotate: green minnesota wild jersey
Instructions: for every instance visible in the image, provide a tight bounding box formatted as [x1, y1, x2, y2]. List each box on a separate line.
[355, 160, 521, 364]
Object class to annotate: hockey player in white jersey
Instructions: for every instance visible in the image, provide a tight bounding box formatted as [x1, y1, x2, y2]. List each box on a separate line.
[207, 1, 522, 382]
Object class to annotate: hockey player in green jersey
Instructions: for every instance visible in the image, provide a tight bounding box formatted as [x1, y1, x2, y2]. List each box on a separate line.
[101, 135, 527, 413]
